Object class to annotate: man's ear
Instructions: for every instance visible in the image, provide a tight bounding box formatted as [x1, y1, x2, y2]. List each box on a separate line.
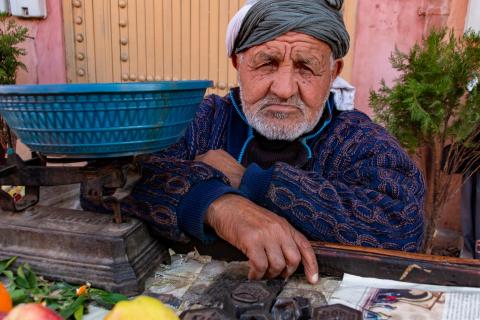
[332, 59, 344, 78]
[232, 54, 239, 70]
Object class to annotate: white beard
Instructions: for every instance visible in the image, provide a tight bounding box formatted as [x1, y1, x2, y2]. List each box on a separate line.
[239, 87, 326, 141]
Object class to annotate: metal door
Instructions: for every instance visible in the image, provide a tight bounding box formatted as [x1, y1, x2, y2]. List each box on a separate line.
[63, 0, 358, 95]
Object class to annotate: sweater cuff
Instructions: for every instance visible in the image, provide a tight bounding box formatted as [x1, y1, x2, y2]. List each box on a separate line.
[239, 163, 274, 205]
[177, 179, 243, 243]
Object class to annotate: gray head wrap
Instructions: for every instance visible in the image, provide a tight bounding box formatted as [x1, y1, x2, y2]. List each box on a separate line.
[233, 0, 350, 59]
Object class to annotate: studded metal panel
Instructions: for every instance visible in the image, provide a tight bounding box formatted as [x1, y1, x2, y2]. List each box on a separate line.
[62, 0, 357, 94]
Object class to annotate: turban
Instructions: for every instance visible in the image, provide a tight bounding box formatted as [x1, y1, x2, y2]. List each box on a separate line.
[226, 0, 350, 59]
[226, 0, 355, 111]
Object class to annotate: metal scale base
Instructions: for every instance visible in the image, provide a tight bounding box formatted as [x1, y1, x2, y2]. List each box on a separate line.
[0, 186, 170, 296]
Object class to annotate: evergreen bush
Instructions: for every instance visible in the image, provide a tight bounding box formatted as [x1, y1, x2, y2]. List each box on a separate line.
[370, 28, 480, 253]
[0, 12, 29, 150]
[0, 12, 28, 85]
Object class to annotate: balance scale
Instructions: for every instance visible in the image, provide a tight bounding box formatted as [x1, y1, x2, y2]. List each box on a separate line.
[0, 152, 170, 296]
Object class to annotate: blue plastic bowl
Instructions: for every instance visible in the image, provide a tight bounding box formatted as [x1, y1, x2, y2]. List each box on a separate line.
[0, 81, 212, 158]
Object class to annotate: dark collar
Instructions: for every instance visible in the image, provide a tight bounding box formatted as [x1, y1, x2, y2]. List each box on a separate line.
[228, 88, 336, 168]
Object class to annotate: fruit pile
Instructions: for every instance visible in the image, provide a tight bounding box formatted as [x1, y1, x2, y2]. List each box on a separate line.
[0, 298, 63, 320]
[0, 257, 126, 320]
[2, 281, 63, 319]
[0, 288, 179, 320]
[105, 296, 179, 320]
[0, 282, 12, 319]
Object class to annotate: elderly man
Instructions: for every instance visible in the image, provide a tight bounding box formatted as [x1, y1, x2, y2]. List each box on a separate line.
[83, 0, 425, 284]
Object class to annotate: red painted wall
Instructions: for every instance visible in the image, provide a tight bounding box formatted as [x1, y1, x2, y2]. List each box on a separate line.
[14, 0, 66, 84]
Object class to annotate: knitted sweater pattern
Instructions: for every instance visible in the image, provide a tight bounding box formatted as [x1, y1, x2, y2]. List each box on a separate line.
[81, 91, 425, 252]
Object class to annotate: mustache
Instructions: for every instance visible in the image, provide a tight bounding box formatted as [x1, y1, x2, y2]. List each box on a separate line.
[255, 94, 307, 112]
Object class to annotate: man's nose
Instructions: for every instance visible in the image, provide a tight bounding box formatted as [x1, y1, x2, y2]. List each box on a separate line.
[270, 67, 299, 100]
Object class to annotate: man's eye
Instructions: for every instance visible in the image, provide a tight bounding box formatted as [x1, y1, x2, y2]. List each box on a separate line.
[298, 64, 314, 74]
[258, 61, 276, 69]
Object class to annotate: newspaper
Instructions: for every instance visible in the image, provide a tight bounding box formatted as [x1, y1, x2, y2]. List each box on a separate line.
[329, 274, 480, 320]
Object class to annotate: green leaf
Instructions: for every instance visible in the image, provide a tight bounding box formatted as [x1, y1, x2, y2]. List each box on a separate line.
[46, 301, 62, 311]
[0, 258, 127, 316]
[14, 275, 30, 289]
[9, 288, 29, 305]
[25, 265, 38, 289]
[16, 265, 26, 280]
[3, 270, 15, 284]
[60, 295, 87, 319]
[88, 289, 128, 309]
[0, 14, 29, 84]
[0, 257, 16, 274]
[51, 282, 76, 291]
[370, 28, 480, 155]
[74, 304, 84, 320]
[47, 289, 68, 300]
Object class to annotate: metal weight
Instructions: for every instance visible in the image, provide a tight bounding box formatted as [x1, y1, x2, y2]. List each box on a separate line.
[240, 309, 273, 319]
[312, 304, 362, 320]
[224, 281, 281, 318]
[272, 297, 312, 320]
[180, 308, 232, 320]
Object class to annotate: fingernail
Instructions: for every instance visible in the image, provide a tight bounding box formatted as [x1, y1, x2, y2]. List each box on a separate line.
[311, 273, 318, 284]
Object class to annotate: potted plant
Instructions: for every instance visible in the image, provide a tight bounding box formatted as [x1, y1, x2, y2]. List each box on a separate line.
[370, 28, 480, 253]
[0, 12, 28, 151]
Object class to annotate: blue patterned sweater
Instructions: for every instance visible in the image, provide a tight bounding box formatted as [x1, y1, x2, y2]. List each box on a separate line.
[82, 89, 425, 252]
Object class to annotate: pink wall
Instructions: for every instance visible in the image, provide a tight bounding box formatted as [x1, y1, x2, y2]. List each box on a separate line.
[9, 0, 468, 100]
[351, 0, 425, 114]
[351, 0, 469, 115]
[14, 0, 66, 84]
[350, 0, 469, 232]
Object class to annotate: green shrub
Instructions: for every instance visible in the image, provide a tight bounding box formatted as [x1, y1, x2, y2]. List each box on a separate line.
[371, 28, 480, 153]
[0, 13, 29, 150]
[0, 12, 29, 84]
[370, 28, 480, 253]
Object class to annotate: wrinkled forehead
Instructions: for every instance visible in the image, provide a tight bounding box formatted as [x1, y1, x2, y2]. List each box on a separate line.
[226, 0, 349, 59]
[241, 32, 333, 61]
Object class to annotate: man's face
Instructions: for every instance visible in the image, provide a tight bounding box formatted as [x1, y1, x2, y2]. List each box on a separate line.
[234, 32, 343, 141]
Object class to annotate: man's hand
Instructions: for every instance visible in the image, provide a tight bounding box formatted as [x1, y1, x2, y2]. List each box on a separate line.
[205, 194, 319, 284]
[195, 150, 245, 188]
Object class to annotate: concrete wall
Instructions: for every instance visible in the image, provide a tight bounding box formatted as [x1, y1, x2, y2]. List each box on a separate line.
[14, 0, 66, 84]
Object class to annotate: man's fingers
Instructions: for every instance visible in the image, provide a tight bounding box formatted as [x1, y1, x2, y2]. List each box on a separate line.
[264, 245, 287, 279]
[281, 242, 302, 278]
[246, 248, 269, 280]
[292, 231, 319, 284]
[209, 196, 315, 283]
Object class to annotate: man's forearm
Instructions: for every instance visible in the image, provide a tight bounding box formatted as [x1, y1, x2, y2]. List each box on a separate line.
[239, 161, 425, 252]
[204, 193, 319, 283]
